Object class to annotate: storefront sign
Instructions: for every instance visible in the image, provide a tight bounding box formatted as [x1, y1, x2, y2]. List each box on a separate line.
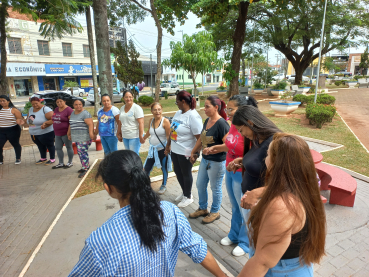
[80, 78, 94, 88]
[2, 63, 46, 76]
[45, 64, 115, 75]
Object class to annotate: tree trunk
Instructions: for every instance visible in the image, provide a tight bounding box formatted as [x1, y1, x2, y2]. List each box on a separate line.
[150, 0, 162, 102]
[241, 59, 246, 86]
[92, 0, 113, 99]
[86, 7, 99, 117]
[0, 2, 8, 94]
[229, 2, 249, 96]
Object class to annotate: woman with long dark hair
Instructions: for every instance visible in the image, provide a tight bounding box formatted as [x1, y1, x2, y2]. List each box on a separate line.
[0, 95, 24, 165]
[69, 150, 227, 277]
[239, 133, 326, 276]
[204, 95, 258, 256]
[165, 91, 203, 208]
[189, 95, 229, 224]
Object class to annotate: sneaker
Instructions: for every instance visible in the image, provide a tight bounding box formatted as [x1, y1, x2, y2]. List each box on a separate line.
[202, 212, 220, 224]
[0, 161, 3, 165]
[35, 159, 47, 165]
[220, 236, 234, 246]
[45, 160, 55, 165]
[52, 163, 65, 169]
[77, 168, 89, 173]
[78, 170, 87, 178]
[175, 193, 184, 202]
[64, 162, 73, 168]
[189, 208, 209, 219]
[15, 159, 21, 165]
[157, 186, 166, 195]
[232, 246, 246, 257]
[178, 196, 194, 208]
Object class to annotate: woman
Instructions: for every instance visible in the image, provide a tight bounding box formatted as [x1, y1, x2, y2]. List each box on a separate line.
[69, 150, 227, 277]
[239, 133, 326, 276]
[165, 91, 203, 208]
[189, 96, 229, 224]
[67, 99, 94, 178]
[28, 95, 55, 165]
[117, 91, 144, 154]
[205, 95, 258, 256]
[142, 102, 172, 194]
[94, 94, 120, 155]
[51, 96, 74, 169]
[0, 95, 24, 165]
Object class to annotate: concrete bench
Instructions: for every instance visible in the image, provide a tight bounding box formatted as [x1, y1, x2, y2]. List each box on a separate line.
[291, 85, 304, 96]
[358, 79, 368, 88]
[315, 163, 357, 207]
[72, 138, 102, 155]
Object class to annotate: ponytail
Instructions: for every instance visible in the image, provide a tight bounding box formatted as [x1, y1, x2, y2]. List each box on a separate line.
[207, 95, 227, 120]
[96, 150, 165, 252]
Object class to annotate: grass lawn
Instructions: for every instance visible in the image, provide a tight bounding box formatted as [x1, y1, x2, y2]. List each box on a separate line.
[74, 151, 200, 199]
[266, 108, 369, 177]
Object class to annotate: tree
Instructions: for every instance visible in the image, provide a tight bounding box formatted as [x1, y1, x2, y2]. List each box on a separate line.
[111, 41, 130, 86]
[63, 80, 79, 96]
[359, 48, 369, 75]
[248, 0, 369, 84]
[163, 31, 221, 94]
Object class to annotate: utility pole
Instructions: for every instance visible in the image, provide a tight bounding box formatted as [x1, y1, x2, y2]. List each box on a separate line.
[178, 30, 184, 89]
[150, 54, 153, 97]
[265, 44, 268, 89]
[251, 27, 256, 93]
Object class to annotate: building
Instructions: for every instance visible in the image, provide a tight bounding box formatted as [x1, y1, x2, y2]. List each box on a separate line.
[347, 53, 369, 75]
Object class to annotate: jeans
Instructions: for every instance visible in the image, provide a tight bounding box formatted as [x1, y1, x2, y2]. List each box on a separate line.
[101, 136, 118, 155]
[55, 135, 74, 164]
[144, 149, 169, 187]
[249, 248, 313, 277]
[76, 140, 92, 169]
[225, 170, 249, 253]
[31, 131, 55, 160]
[123, 138, 141, 154]
[0, 125, 22, 161]
[171, 152, 193, 198]
[196, 158, 226, 213]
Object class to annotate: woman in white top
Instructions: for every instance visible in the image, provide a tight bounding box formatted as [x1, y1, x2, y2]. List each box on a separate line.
[0, 95, 24, 165]
[165, 91, 203, 208]
[117, 91, 144, 154]
[142, 102, 172, 195]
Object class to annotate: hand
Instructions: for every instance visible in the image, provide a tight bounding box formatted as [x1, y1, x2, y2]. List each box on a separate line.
[41, 123, 47, 129]
[117, 133, 123, 142]
[90, 134, 96, 140]
[202, 147, 210, 155]
[140, 136, 145, 144]
[227, 159, 242, 173]
[207, 146, 218, 154]
[16, 119, 25, 125]
[241, 190, 259, 209]
[164, 146, 170, 156]
[190, 153, 198, 164]
[67, 134, 72, 141]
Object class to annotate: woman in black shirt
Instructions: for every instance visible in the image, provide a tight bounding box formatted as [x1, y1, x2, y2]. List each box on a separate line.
[189, 96, 230, 224]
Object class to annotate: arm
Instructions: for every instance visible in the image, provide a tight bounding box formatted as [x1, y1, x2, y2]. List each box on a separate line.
[69, 242, 102, 276]
[137, 117, 145, 144]
[84, 118, 95, 140]
[241, 187, 266, 209]
[12, 108, 24, 125]
[226, 157, 243, 173]
[142, 118, 152, 141]
[41, 111, 54, 129]
[164, 133, 172, 156]
[67, 125, 71, 141]
[190, 134, 202, 164]
[94, 120, 99, 137]
[200, 250, 227, 277]
[163, 118, 171, 141]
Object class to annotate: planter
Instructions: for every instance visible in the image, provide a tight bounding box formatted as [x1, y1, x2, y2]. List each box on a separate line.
[267, 88, 274, 96]
[299, 87, 310, 94]
[346, 81, 357, 88]
[253, 88, 264, 93]
[269, 101, 301, 117]
[271, 89, 286, 96]
[239, 86, 248, 95]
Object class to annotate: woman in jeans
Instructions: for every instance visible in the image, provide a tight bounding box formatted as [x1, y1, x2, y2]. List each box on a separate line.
[27, 95, 55, 165]
[117, 91, 144, 154]
[205, 95, 258, 256]
[189, 96, 229, 224]
[142, 102, 172, 195]
[94, 94, 120, 155]
[239, 134, 326, 277]
[51, 96, 74, 169]
[0, 95, 24, 165]
[165, 91, 203, 208]
[67, 99, 94, 178]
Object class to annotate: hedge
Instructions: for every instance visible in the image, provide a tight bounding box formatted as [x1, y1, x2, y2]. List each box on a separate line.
[138, 95, 154, 106]
[306, 103, 336, 128]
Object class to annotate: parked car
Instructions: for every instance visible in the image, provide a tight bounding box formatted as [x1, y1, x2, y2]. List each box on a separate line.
[288, 75, 310, 82]
[171, 81, 180, 88]
[160, 83, 180, 97]
[61, 87, 85, 97]
[337, 71, 352, 77]
[31, 92, 85, 110]
[87, 88, 123, 104]
[272, 73, 287, 81]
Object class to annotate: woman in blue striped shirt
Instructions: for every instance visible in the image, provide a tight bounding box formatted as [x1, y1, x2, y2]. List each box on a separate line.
[69, 150, 226, 277]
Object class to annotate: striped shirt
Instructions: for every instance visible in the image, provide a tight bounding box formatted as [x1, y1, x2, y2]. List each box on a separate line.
[70, 110, 92, 143]
[69, 201, 208, 277]
[0, 108, 17, 128]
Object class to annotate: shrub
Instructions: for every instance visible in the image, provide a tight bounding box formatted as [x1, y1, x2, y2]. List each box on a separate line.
[164, 92, 168, 100]
[197, 83, 202, 87]
[138, 95, 154, 106]
[292, 94, 308, 104]
[187, 88, 193, 94]
[199, 95, 206, 100]
[334, 80, 344, 86]
[216, 86, 225, 91]
[273, 81, 288, 90]
[305, 94, 336, 105]
[253, 82, 264, 89]
[22, 101, 33, 114]
[306, 103, 336, 128]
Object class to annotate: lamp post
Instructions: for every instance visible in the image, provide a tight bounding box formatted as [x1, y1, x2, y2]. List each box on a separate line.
[178, 30, 184, 89]
[314, 0, 328, 103]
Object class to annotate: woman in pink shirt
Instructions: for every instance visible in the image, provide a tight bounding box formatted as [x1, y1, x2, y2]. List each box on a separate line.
[206, 95, 258, 257]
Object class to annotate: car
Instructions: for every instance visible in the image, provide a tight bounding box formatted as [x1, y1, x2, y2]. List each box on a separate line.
[87, 88, 123, 104]
[160, 83, 180, 97]
[337, 71, 352, 77]
[61, 87, 86, 97]
[272, 73, 287, 81]
[288, 75, 310, 82]
[31, 92, 85, 110]
[171, 81, 179, 88]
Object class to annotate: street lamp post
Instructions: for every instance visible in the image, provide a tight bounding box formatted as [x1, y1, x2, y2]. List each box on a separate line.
[314, 0, 328, 103]
[178, 30, 184, 90]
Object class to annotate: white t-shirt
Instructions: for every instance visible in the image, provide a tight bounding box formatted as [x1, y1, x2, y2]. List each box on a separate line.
[170, 109, 203, 156]
[119, 103, 144, 139]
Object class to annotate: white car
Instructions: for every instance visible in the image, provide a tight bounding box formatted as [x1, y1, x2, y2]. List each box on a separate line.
[87, 88, 123, 104]
[61, 87, 85, 97]
[160, 83, 180, 96]
[272, 73, 287, 81]
[288, 75, 310, 83]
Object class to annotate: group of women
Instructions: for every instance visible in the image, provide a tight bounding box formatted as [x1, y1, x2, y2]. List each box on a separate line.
[69, 90, 326, 276]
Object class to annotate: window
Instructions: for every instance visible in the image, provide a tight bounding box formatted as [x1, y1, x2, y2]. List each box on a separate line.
[83, 45, 90, 58]
[37, 40, 50, 56]
[62, 43, 72, 57]
[8, 37, 22, 54]
[188, 75, 192, 79]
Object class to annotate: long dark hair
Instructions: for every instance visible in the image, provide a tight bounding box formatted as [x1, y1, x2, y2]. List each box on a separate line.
[176, 90, 196, 110]
[206, 95, 227, 120]
[95, 150, 165, 252]
[232, 105, 281, 155]
[229, 95, 258, 108]
[0, 95, 15, 110]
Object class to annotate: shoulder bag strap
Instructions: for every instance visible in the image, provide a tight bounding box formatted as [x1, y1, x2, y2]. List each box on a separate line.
[153, 117, 167, 150]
